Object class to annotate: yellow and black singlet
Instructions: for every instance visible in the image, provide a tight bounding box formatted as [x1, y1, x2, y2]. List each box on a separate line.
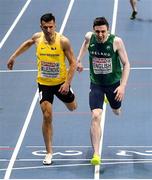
[36, 32, 67, 86]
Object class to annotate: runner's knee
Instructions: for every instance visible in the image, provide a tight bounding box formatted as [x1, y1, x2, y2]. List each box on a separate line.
[92, 109, 102, 122]
[43, 110, 52, 122]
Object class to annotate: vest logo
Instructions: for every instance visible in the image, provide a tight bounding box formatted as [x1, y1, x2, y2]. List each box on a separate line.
[90, 44, 95, 47]
[41, 47, 46, 50]
[106, 45, 111, 50]
[51, 47, 57, 50]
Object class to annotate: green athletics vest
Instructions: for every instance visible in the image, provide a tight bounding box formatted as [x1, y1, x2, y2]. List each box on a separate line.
[88, 33, 122, 85]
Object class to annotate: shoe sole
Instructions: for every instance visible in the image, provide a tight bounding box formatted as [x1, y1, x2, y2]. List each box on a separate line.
[43, 162, 52, 165]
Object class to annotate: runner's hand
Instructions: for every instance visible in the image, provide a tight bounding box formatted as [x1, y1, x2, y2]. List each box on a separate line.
[58, 82, 70, 95]
[7, 57, 15, 70]
[114, 85, 125, 102]
[76, 61, 83, 73]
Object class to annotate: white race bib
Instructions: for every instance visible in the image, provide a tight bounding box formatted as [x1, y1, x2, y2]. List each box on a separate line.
[41, 61, 60, 78]
[93, 57, 112, 74]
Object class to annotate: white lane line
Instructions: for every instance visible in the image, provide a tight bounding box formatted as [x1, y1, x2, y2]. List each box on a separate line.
[0, 0, 31, 49]
[4, 0, 75, 179]
[1, 160, 152, 172]
[26, 145, 91, 148]
[4, 89, 39, 179]
[1, 158, 91, 162]
[94, 103, 107, 179]
[1, 163, 91, 171]
[2, 158, 152, 162]
[94, 0, 119, 179]
[111, 0, 119, 34]
[131, 67, 152, 70]
[108, 146, 152, 148]
[0, 69, 37, 73]
[60, 0, 75, 34]
[83, 67, 152, 70]
[1, 67, 151, 73]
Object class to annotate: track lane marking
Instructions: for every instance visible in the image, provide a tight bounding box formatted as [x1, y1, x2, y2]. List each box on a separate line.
[0, 0, 31, 49]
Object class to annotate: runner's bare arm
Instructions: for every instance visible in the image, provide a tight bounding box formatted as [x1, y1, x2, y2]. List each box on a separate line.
[113, 37, 130, 101]
[61, 36, 76, 86]
[7, 32, 40, 70]
[115, 37, 130, 87]
[77, 32, 92, 72]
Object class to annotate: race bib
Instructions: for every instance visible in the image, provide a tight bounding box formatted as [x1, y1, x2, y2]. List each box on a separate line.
[41, 61, 60, 78]
[93, 57, 112, 74]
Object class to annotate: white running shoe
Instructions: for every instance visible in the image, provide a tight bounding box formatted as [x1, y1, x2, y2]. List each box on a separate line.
[43, 153, 52, 165]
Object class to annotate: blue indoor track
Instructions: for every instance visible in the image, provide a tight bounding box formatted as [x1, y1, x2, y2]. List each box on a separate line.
[0, 0, 152, 179]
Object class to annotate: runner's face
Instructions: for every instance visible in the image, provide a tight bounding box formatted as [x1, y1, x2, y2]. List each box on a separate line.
[94, 25, 108, 42]
[41, 20, 56, 37]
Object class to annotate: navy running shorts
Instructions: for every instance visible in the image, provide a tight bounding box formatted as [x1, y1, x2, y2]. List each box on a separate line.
[89, 81, 121, 110]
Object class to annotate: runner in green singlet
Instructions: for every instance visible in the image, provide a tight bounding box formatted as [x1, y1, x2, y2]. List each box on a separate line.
[77, 17, 130, 165]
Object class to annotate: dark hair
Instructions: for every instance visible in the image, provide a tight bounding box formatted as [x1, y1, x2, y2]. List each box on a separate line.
[93, 17, 109, 29]
[40, 13, 55, 23]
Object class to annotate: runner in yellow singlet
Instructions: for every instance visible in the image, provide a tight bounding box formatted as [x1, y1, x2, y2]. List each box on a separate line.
[7, 13, 77, 165]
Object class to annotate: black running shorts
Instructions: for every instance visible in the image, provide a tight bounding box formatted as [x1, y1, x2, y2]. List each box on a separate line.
[38, 83, 75, 104]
